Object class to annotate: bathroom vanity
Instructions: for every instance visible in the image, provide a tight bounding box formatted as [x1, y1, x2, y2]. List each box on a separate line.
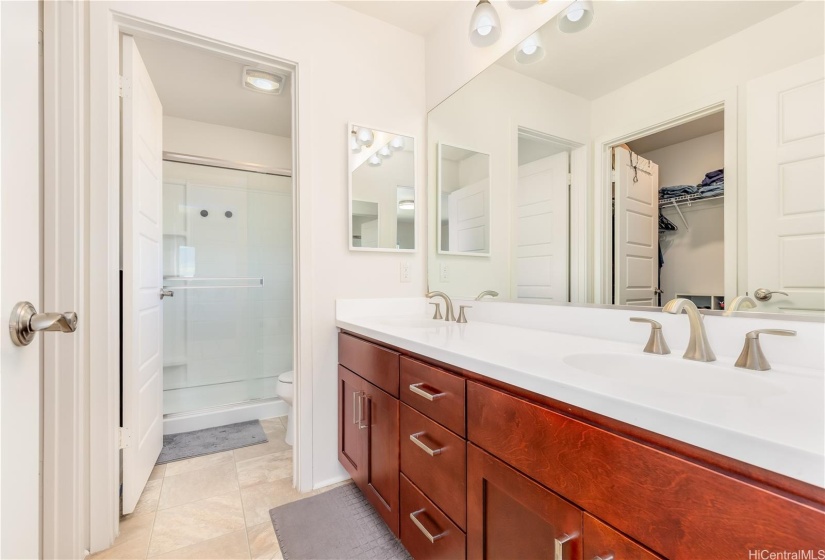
[336, 300, 824, 560]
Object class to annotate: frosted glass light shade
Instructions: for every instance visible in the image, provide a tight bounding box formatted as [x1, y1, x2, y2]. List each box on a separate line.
[378, 146, 393, 159]
[515, 33, 545, 64]
[469, 0, 502, 47]
[558, 0, 594, 33]
[368, 155, 382, 167]
[390, 136, 406, 151]
[355, 127, 375, 147]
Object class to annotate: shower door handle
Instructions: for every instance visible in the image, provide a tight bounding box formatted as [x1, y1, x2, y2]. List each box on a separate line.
[159, 289, 174, 300]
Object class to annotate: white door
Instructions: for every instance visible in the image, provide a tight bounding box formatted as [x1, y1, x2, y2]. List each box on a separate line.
[514, 152, 569, 301]
[360, 219, 379, 248]
[122, 35, 165, 514]
[746, 55, 825, 313]
[614, 147, 659, 306]
[1, 2, 43, 556]
[447, 179, 489, 253]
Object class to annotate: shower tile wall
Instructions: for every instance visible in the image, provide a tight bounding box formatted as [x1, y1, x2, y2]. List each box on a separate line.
[162, 162, 293, 415]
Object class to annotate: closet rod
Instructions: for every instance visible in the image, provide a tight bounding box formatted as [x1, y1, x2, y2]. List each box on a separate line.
[163, 151, 292, 178]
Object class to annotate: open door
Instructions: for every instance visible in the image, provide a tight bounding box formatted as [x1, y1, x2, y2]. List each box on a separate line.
[1, 3, 43, 556]
[121, 35, 164, 514]
[447, 179, 489, 253]
[614, 147, 659, 306]
[746, 55, 825, 313]
[514, 151, 570, 301]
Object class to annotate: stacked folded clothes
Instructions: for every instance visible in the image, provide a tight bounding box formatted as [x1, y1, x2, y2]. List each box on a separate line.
[659, 169, 724, 200]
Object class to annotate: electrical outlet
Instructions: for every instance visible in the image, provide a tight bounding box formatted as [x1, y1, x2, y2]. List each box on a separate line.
[400, 261, 411, 283]
[439, 262, 449, 282]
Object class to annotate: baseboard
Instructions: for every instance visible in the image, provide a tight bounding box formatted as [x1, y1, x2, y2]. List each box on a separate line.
[313, 473, 352, 491]
[163, 398, 290, 434]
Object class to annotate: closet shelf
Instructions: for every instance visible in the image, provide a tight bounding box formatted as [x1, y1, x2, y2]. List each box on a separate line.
[658, 192, 723, 208]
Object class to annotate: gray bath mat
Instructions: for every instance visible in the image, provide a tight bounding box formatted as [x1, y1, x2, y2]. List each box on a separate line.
[270, 483, 411, 560]
[157, 420, 268, 464]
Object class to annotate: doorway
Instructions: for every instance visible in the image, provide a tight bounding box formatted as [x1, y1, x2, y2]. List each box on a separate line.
[117, 31, 298, 521]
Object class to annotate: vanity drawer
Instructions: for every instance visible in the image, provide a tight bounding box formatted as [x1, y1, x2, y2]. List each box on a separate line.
[400, 356, 465, 436]
[338, 332, 400, 397]
[583, 514, 661, 560]
[400, 404, 467, 530]
[467, 381, 825, 559]
[400, 474, 466, 560]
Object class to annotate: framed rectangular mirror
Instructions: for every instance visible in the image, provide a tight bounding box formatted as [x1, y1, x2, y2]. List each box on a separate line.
[427, 1, 825, 316]
[438, 143, 491, 256]
[349, 123, 416, 252]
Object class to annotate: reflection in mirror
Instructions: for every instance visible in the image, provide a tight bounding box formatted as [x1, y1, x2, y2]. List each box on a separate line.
[428, 1, 825, 314]
[438, 144, 491, 255]
[349, 124, 415, 251]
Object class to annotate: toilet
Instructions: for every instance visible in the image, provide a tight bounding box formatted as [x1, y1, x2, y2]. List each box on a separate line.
[276, 371, 294, 446]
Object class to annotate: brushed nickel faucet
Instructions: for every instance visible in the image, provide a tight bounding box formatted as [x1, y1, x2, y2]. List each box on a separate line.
[475, 290, 499, 300]
[735, 329, 796, 371]
[426, 291, 456, 322]
[724, 296, 757, 315]
[629, 317, 670, 355]
[662, 298, 716, 362]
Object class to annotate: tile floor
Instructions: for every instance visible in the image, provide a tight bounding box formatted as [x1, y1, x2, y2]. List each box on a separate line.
[91, 417, 342, 560]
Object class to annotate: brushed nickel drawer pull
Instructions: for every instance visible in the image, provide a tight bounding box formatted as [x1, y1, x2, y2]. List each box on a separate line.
[358, 393, 369, 430]
[410, 509, 447, 543]
[352, 391, 359, 425]
[409, 432, 443, 456]
[554, 534, 575, 560]
[592, 555, 614, 560]
[409, 383, 446, 401]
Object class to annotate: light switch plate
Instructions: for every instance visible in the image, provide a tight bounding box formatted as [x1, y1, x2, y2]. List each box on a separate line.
[439, 262, 449, 282]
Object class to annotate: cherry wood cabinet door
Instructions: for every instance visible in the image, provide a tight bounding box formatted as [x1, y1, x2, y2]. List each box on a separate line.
[467, 444, 582, 560]
[364, 381, 401, 537]
[338, 365, 366, 488]
[582, 514, 661, 560]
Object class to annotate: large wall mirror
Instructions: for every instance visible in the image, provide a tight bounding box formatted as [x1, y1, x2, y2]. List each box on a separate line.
[350, 124, 416, 251]
[438, 143, 491, 256]
[428, 1, 825, 315]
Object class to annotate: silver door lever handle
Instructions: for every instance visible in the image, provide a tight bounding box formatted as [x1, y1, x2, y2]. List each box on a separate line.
[9, 301, 78, 347]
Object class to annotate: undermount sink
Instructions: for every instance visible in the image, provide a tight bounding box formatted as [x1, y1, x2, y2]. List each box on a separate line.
[563, 353, 785, 398]
[375, 317, 448, 329]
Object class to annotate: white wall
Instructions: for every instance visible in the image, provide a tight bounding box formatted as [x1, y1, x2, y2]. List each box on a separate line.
[428, 63, 589, 298]
[103, 0, 427, 490]
[425, 0, 570, 110]
[642, 131, 725, 303]
[163, 116, 292, 171]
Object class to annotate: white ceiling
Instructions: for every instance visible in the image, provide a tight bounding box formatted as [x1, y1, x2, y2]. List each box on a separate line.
[628, 112, 724, 155]
[133, 36, 292, 138]
[335, 0, 464, 36]
[497, 1, 798, 100]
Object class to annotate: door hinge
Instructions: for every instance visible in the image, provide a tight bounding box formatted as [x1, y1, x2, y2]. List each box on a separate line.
[118, 75, 132, 99]
[567, 172, 573, 186]
[118, 427, 131, 449]
[611, 169, 618, 182]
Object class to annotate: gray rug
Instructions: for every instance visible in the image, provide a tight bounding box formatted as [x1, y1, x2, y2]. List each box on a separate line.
[270, 483, 411, 560]
[157, 420, 268, 464]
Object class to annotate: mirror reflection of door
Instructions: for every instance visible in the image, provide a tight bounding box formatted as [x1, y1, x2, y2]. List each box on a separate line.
[352, 200, 379, 248]
[438, 144, 491, 255]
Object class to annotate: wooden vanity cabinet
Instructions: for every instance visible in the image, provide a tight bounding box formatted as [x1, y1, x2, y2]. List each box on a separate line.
[337, 333, 400, 536]
[338, 330, 825, 560]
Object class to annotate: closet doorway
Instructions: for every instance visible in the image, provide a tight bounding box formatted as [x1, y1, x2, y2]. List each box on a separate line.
[611, 111, 727, 309]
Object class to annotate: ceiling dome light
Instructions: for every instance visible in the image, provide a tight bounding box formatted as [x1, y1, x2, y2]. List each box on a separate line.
[355, 127, 375, 148]
[242, 67, 285, 95]
[469, 0, 502, 47]
[390, 136, 406, 151]
[378, 146, 393, 159]
[398, 200, 415, 210]
[558, 0, 594, 33]
[515, 32, 545, 64]
[368, 155, 382, 167]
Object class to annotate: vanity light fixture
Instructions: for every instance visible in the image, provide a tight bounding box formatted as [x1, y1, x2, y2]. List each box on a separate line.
[469, 0, 502, 47]
[378, 145, 393, 159]
[398, 200, 415, 210]
[368, 155, 382, 167]
[242, 67, 285, 94]
[558, 0, 594, 33]
[390, 136, 406, 151]
[353, 126, 375, 148]
[350, 135, 362, 154]
[515, 32, 545, 64]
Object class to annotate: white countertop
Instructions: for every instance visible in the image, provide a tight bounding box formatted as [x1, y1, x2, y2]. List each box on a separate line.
[336, 299, 825, 489]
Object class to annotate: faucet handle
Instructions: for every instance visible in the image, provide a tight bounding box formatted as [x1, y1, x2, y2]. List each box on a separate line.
[457, 305, 472, 324]
[735, 329, 796, 371]
[430, 302, 443, 320]
[629, 317, 671, 355]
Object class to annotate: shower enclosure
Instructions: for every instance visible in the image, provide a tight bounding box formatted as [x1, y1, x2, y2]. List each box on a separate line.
[161, 159, 293, 431]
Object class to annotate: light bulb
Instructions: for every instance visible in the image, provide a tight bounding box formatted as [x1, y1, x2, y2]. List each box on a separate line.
[355, 127, 374, 147]
[368, 155, 381, 167]
[522, 44, 538, 55]
[378, 146, 393, 159]
[390, 136, 405, 151]
[477, 20, 493, 36]
[566, 8, 584, 22]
